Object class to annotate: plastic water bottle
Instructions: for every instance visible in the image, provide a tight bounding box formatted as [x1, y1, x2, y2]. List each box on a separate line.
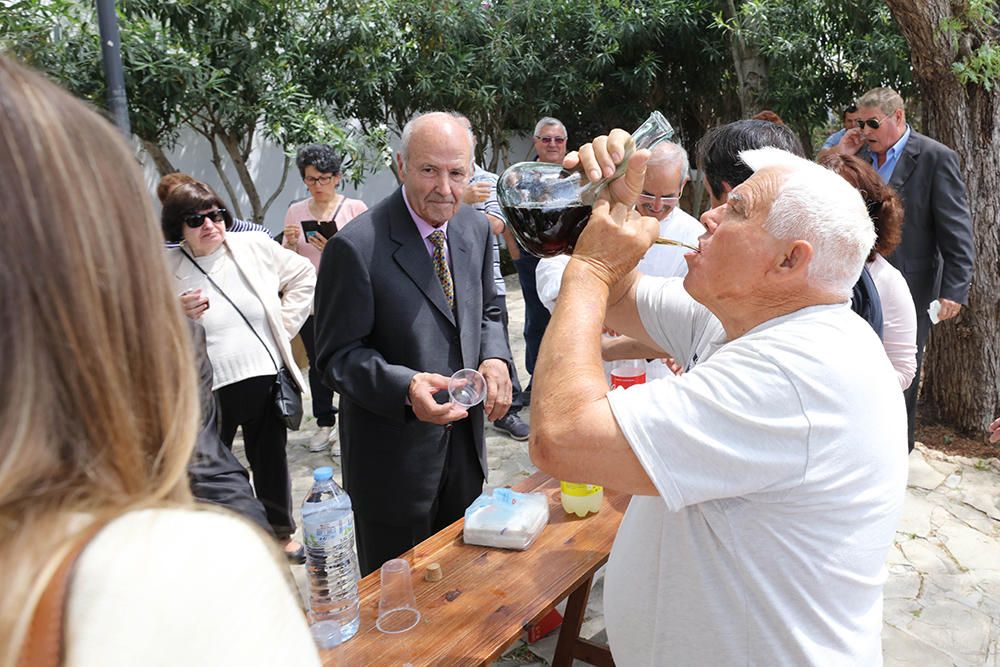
[610, 358, 646, 388]
[302, 466, 361, 648]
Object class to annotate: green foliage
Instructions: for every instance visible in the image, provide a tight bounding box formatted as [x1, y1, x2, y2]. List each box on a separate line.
[306, 0, 730, 168]
[1, 0, 376, 222]
[940, 0, 1000, 90]
[728, 0, 914, 143]
[1, 0, 920, 187]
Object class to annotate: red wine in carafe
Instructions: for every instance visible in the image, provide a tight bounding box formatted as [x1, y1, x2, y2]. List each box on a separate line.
[501, 204, 592, 258]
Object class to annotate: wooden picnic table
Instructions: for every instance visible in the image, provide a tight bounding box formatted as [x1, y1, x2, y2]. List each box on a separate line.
[322, 472, 630, 666]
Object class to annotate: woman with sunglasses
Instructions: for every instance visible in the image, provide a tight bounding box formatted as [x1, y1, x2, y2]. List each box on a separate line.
[282, 144, 367, 454]
[163, 182, 316, 562]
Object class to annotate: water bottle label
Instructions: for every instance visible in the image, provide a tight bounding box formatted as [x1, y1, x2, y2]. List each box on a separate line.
[304, 515, 354, 548]
[560, 481, 603, 497]
[610, 372, 646, 389]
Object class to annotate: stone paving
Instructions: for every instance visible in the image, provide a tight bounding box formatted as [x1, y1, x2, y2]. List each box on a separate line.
[234, 275, 1000, 666]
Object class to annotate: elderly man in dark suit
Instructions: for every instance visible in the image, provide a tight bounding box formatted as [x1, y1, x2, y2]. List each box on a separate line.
[837, 87, 975, 450]
[315, 112, 513, 575]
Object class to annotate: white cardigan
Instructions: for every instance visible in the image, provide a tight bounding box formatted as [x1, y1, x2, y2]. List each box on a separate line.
[167, 233, 315, 391]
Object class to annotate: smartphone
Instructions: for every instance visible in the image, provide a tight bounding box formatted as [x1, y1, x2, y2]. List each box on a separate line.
[301, 220, 338, 240]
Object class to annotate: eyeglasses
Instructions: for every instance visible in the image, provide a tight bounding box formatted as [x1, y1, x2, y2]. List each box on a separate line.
[183, 208, 227, 228]
[856, 115, 891, 130]
[535, 136, 566, 145]
[638, 193, 680, 208]
[304, 175, 334, 186]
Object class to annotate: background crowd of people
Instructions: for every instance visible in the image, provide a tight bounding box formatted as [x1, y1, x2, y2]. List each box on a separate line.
[0, 43, 981, 666]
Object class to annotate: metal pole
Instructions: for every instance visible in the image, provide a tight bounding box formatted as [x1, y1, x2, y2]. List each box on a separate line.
[95, 0, 131, 137]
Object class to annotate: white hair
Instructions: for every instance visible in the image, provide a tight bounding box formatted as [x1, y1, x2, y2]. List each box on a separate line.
[648, 142, 690, 182]
[533, 117, 566, 138]
[739, 147, 875, 298]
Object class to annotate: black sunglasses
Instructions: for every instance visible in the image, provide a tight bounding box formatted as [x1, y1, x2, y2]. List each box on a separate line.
[856, 115, 890, 130]
[183, 208, 227, 228]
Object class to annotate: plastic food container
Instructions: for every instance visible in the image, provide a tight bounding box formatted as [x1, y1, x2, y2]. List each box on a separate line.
[463, 488, 550, 550]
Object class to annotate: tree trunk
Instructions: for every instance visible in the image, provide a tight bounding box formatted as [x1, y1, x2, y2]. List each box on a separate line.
[886, 0, 1000, 434]
[219, 128, 263, 224]
[260, 153, 291, 223]
[198, 126, 244, 220]
[141, 139, 176, 175]
[724, 0, 769, 117]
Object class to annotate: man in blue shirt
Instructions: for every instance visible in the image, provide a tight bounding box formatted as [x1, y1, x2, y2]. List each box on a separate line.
[836, 87, 974, 451]
[820, 104, 861, 151]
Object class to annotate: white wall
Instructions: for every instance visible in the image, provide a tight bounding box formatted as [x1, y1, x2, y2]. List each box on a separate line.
[142, 127, 537, 234]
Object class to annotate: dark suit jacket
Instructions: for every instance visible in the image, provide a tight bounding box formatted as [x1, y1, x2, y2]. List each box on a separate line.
[314, 188, 510, 524]
[886, 130, 974, 315]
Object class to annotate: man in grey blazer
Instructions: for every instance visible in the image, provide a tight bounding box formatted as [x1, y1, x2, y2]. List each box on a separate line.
[315, 112, 513, 575]
[849, 87, 975, 450]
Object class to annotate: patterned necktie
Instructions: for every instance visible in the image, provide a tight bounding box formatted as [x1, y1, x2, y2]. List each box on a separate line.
[428, 230, 454, 310]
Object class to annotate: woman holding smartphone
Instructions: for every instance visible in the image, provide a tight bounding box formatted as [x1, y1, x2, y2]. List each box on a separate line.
[282, 144, 367, 454]
[164, 182, 316, 563]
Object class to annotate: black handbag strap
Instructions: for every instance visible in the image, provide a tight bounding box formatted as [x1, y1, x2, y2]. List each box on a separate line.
[179, 247, 281, 374]
[329, 196, 346, 225]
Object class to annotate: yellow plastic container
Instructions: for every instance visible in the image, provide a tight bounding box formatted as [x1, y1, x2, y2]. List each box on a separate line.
[560, 482, 603, 517]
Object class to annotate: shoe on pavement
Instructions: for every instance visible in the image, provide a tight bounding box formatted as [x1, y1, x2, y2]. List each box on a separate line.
[283, 539, 306, 564]
[493, 412, 529, 441]
[309, 426, 332, 452]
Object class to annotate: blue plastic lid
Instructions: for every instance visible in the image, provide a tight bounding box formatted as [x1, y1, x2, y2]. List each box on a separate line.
[313, 466, 334, 481]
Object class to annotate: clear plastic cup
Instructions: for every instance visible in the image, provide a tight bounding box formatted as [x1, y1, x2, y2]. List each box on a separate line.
[448, 369, 487, 408]
[376, 559, 421, 634]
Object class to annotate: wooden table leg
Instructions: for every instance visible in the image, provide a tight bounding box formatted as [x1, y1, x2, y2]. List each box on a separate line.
[550, 574, 614, 667]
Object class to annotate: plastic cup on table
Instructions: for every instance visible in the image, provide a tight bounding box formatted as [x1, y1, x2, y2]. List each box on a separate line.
[376, 559, 421, 634]
[448, 369, 487, 408]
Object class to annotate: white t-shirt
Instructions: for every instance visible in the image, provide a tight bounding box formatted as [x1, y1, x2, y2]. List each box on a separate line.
[635, 207, 704, 280]
[66, 508, 319, 667]
[535, 209, 704, 380]
[868, 254, 917, 390]
[604, 277, 908, 666]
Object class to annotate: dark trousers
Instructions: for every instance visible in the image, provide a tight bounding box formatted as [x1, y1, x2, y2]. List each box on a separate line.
[217, 374, 295, 539]
[903, 310, 933, 453]
[513, 254, 551, 381]
[299, 314, 337, 427]
[497, 294, 525, 414]
[353, 420, 483, 577]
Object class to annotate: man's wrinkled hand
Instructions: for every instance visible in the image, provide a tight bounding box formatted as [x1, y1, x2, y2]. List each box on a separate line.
[937, 298, 961, 321]
[835, 127, 865, 155]
[568, 200, 658, 288]
[408, 372, 468, 425]
[479, 358, 512, 422]
[563, 129, 650, 208]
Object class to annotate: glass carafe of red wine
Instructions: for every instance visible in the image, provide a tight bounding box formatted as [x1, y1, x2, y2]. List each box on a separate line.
[497, 111, 674, 258]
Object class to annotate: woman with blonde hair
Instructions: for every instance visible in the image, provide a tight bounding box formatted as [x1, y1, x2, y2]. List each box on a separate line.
[0, 56, 318, 665]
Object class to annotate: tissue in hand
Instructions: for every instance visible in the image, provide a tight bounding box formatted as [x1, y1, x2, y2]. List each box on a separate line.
[928, 299, 941, 325]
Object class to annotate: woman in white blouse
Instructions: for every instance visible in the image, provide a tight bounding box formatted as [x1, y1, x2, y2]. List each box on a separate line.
[163, 182, 316, 561]
[819, 152, 917, 390]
